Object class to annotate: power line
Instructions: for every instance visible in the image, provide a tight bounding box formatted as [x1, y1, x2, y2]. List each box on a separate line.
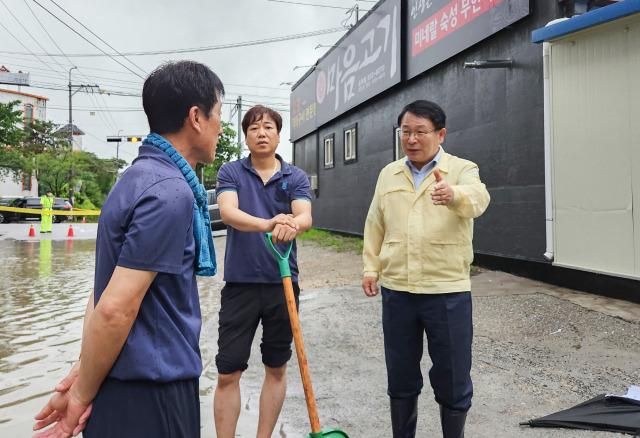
[2, 56, 293, 95]
[1, 56, 292, 92]
[46, 0, 147, 77]
[48, 105, 143, 112]
[0, 16, 66, 79]
[27, 81, 143, 98]
[240, 101, 290, 112]
[22, 0, 138, 124]
[97, 92, 123, 129]
[1, 0, 68, 79]
[228, 93, 288, 101]
[266, 0, 369, 10]
[24, 70, 142, 91]
[87, 93, 117, 133]
[21, 0, 76, 72]
[31, 0, 146, 78]
[1, 53, 143, 77]
[25, 70, 290, 98]
[0, 27, 347, 57]
[225, 82, 291, 91]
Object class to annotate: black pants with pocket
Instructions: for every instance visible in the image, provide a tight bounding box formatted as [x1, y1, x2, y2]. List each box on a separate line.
[215, 282, 300, 374]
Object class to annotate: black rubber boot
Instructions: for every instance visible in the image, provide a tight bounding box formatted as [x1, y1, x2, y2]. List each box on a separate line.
[440, 405, 467, 438]
[390, 395, 418, 438]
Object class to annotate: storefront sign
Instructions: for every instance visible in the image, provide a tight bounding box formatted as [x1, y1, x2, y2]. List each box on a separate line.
[290, 71, 317, 141]
[315, 0, 401, 125]
[406, 0, 530, 78]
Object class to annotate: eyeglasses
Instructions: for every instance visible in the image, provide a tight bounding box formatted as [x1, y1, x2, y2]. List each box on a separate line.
[401, 129, 438, 139]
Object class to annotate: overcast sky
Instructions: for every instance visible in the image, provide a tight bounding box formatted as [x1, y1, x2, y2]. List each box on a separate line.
[0, 0, 375, 164]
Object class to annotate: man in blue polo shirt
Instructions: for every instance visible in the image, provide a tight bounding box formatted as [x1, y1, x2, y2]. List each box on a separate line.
[33, 61, 224, 438]
[214, 105, 312, 438]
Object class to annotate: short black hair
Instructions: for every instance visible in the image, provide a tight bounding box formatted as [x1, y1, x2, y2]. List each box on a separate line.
[241, 105, 283, 136]
[142, 61, 225, 135]
[397, 100, 446, 130]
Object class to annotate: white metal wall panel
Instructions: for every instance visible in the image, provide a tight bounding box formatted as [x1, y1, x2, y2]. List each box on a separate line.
[550, 15, 638, 278]
[630, 22, 640, 276]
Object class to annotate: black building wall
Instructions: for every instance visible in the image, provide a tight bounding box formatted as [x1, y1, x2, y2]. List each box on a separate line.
[295, 0, 558, 263]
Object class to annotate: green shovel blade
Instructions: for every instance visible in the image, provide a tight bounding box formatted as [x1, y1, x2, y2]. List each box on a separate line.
[305, 429, 349, 438]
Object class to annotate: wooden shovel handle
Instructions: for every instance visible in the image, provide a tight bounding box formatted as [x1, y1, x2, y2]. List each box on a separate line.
[282, 276, 321, 434]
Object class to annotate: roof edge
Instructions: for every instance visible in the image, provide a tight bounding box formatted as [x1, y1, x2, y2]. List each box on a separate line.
[0, 88, 49, 101]
[532, 0, 640, 43]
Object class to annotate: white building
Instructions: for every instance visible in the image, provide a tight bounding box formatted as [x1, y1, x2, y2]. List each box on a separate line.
[0, 87, 48, 197]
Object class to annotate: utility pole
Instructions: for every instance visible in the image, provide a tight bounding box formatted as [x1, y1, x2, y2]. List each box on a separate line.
[116, 129, 122, 179]
[106, 134, 123, 178]
[68, 67, 77, 205]
[68, 66, 99, 205]
[237, 95, 242, 159]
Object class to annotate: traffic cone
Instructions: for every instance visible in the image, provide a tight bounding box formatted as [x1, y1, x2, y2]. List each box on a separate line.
[82, 216, 86, 224]
[28, 223, 35, 237]
[67, 223, 74, 237]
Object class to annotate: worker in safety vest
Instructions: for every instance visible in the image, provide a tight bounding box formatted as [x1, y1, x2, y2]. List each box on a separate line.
[40, 190, 54, 233]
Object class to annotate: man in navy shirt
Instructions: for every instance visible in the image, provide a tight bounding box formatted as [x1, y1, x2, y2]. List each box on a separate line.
[214, 105, 312, 438]
[33, 61, 225, 438]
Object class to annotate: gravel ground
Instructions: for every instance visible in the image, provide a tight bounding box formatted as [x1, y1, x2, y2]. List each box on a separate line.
[199, 236, 640, 438]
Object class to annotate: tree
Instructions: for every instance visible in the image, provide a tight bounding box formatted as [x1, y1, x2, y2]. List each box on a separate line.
[197, 121, 238, 189]
[23, 119, 68, 155]
[19, 119, 118, 205]
[0, 100, 28, 180]
[72, 151, 119, 208]
[20, 119, 72, 195]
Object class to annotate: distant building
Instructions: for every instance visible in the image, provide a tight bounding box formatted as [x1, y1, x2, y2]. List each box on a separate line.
[0, 88, 49, 197]
[56, 123, 85, 152]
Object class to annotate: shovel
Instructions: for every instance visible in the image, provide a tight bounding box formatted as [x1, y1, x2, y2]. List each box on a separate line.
[265, 233, 349, 438]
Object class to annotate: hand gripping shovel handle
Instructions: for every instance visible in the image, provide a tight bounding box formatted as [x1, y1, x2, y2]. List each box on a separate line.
[265, 233, 322, 435]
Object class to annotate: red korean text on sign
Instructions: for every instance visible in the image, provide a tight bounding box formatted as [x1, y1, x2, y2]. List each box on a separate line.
[412, 0, 505, 56]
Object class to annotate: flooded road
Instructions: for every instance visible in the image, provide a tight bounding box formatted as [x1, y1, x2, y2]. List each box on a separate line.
[0, 238, 95, 436]
[0, 226, 242, 437]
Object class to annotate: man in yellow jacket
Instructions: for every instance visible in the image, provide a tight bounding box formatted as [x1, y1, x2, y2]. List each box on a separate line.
[40, 190, 54, 233]
[362, 100, 490, 438]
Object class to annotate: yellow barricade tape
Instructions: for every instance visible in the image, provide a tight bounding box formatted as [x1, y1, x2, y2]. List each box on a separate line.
[0, 206, 101, 216]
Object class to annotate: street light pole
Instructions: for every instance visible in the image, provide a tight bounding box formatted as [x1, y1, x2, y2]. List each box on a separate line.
[237, 95, 242, 159]
[116, 129, 123, 179]
[68, 66, 77, 205]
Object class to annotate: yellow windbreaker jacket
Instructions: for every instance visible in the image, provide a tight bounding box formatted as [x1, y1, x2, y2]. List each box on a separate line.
[363, 151, 490, 294]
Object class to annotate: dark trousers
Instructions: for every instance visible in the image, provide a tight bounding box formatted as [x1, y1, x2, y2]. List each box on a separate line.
[382, 287, 473, 411]
[83, 377, 200, 438]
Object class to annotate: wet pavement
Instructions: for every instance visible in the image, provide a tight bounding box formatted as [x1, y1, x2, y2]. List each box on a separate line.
[0, 226, 96, 437]
[0, 223, 228, 437]
[1, 222, 98, 242]
[1, 222, 640, 437]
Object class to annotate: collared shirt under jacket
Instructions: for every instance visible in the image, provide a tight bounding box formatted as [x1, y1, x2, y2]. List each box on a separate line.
[363, 150, 490, 294]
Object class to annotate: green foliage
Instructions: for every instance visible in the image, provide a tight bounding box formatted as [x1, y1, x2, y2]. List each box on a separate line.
[65, 152, 118, 207]
[0, 100, 29, 180]
[0, 100, 27, 146]
[197, 121, 239, 189]
[74, 159, 117, 209]
[74, 196, 98, 210]
[6, 118, 118, 205]
[24, 119, 68, 155]
[297, 229, 364, 255]
[35, 151, 74, 196]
